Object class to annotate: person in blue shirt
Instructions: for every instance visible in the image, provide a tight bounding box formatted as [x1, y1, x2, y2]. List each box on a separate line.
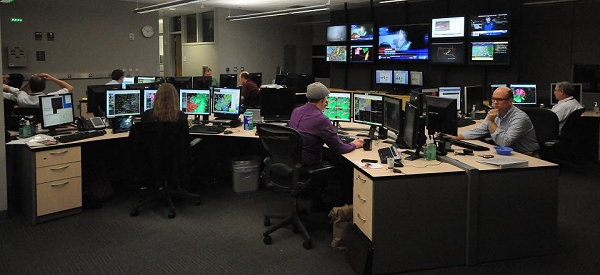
[482, 16, 496, 31]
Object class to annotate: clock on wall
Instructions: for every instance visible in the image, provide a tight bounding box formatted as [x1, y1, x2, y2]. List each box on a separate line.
[141, 25, 154, 38]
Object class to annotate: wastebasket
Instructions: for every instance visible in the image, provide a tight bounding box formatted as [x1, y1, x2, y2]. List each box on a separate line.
[231, 156, 262, 193]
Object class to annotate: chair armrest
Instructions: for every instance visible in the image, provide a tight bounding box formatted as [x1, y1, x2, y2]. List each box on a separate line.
[306, 164, 335, 175]
[544, 139, 559, 148]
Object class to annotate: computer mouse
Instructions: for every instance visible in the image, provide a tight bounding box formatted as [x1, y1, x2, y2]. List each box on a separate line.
[223, 130, 233, 134]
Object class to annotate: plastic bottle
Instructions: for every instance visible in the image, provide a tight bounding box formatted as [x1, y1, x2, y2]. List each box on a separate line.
[425, 136, 437, 161]
[470, 105, 477, 119]
[243, 111, 253, 130]
[18, 118, 26, 138]
[594, 102, 599, 115]
[23, 120, 31, 138]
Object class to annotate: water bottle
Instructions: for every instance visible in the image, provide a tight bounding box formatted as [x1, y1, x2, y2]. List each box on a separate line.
[243, 111, 253, 130]
[470, 105, 476, 119]
[18, 118, 26, 138]
[425, 137, 437, 161]
[594, 102, 599, 115]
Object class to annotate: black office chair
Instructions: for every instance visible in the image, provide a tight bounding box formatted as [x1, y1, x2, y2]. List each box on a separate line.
[520, 107, 559, 160]
[128, 121, 201, 219]
[256, 123, 334, 249]
[544, 108, 586, 168]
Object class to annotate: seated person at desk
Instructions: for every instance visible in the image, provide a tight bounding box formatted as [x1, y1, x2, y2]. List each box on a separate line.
[105, 69, 124, 85]
[289, 82, 364, 166]
[3, 73, 73, 108]
[551, 81, 583, 131]
[445, 86, 539, 154]
[141, 83, 187, 126]
[239, 71, 260, 109]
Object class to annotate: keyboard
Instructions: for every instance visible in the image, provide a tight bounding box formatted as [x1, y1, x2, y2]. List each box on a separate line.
[450, 140, 490, 151]
[378, 146, 401, 163]
[55, 130, 107, 143]
[339, 135, 355, 144]
[457, 118, 477, 127]
[189, 124, 226, 134]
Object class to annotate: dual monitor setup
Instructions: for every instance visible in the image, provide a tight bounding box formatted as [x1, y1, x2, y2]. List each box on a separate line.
[326, 12, 511, 65]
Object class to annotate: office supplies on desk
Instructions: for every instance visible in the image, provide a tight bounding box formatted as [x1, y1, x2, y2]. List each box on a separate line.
[450, 140, 490, 151]
[477, 157, 528, 169]
[55, 130, 107, 143]
[189, 124, 226, 134]
[378, 146, 401, 163]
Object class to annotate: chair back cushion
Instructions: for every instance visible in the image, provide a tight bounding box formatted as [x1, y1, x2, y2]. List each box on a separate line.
[559, 108, 585, 143]
[129, 121, 190, 188]
[520, 107, 559, 147]
[256, 124, 303, 191]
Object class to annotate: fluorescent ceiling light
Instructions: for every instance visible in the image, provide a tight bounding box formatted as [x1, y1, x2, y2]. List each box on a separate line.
[379, 0, 407, 3]
[522, 0, 577, 5]
[226, 2, 330, 21]
[133, 0, 204, 14]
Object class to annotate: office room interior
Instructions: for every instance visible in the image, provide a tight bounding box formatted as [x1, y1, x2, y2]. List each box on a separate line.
[1, 0, 600, 273]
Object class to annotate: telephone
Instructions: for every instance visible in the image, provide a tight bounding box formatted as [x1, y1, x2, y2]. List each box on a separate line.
[76, 116, 106, 131]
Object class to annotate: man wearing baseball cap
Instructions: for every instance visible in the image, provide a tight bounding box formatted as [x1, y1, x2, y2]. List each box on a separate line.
[289, 82, 363, 167]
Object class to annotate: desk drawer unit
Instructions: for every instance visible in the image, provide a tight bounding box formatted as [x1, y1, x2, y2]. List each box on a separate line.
[353, 169, 373, 240]
[37, 176, 82, 216]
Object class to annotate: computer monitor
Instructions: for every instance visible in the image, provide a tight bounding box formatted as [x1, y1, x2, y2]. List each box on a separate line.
[350, 23, 374, 41]
[123, 76, 135, 88]
[550, 83, 583, 105]
[192, 76, 212, 89]
[350, 45, 374, 63]
[168, 76, 193, 90]
[39, 93, 75, 136]
[464, 85, 484, 113]
[260, 88, 296, 122]
[324, 91, 352, 124]
[179, 89, 211, 115]
[510, 84, 537, 105]
[249, 72, 262, 87]
[469, 12, 510, 38]
[383, 96, 403, 134]
[429, 41, 466, 65]
[410, 71, 423, 86]
[282, 74, 315, 93]
[106, 89, 142, 118]
[142, 89, 158, 112]
[219, 74, 237, 88]
[490, 83, 507, 94]
[86, 84, 122, 117]
[438, 87, 462, 113]
[126, 82, 160, 90]
[395, 101, 426, 160]
[353, 93, 384, 138]
[375, 70, 393, 84]
[394, 70, 410, 85]
[212, 87, 241, 120]
[426, 95, 458, 136]
[135, 76, 159, 83]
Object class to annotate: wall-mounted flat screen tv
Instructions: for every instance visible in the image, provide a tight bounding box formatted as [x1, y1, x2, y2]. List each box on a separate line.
[429, 41, 466, 64]
[378, 24, 429, 61]
[469, 41, 510, 65]
[469, 12, 510, 38]
[350, 23, 374, 41]
[327, 25, 347, 42]
[350, 45, 374, 63]
[326, 45, 347, 62]
[431, 16, 465, 38]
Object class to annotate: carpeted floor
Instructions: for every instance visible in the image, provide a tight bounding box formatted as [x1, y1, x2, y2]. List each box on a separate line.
[1, 161, 599, 275]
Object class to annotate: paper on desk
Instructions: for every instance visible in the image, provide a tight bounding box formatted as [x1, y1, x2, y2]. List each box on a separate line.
[7, 134, 58, 148]
[355, 161, 383, 169]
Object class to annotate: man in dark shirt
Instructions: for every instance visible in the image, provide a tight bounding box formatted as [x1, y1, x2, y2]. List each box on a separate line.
[239, 71, 259, 109]
[289, 82, 364, 166]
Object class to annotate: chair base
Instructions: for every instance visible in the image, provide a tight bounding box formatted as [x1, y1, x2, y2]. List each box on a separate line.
[130, 182, 201, 219]
[263, 210, 313, 249]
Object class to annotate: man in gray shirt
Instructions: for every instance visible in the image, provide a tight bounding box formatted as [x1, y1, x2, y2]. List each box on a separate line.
[447, 86, 539, 154]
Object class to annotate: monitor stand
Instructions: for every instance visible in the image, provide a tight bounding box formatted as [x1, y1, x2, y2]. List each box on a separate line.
[368, 125, 378, 140]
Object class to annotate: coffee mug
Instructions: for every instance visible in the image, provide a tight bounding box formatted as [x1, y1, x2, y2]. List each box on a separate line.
[363, 138, 372, 151]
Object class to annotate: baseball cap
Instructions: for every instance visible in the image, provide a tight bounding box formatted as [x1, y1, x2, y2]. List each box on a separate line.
[306, 82, 330, 100]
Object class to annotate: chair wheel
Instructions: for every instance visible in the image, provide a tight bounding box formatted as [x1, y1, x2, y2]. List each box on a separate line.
[130, 209, 139, 216]
[263, 235, 272, 245]
[264, 218, 271, 226]
[168, 211, 176, 219]
[303, 240, 312, 249]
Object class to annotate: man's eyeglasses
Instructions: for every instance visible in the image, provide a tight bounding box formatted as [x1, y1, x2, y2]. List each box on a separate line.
[491, 97, 512, 102]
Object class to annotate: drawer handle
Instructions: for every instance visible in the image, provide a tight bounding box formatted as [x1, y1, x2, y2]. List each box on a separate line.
[49, 150, 69, 155]
[357, 194, 367, 203]
[51, 181, 69, 187]
[357, 213, 367, 223]
[50, 165, 69, 171]
[356, 175, 367, 183]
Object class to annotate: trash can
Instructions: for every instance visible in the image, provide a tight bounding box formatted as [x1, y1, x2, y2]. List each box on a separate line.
[231, 156, 262, 193]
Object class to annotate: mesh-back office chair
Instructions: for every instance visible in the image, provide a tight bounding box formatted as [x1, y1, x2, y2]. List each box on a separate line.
[544, 108, 586, 168]
[128, 121, 201, 219]
[520, 107, 560, 160]
[256, 123, 334, 249]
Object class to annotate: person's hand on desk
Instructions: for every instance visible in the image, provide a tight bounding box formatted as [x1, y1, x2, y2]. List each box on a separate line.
[352, 138, 364, 149]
